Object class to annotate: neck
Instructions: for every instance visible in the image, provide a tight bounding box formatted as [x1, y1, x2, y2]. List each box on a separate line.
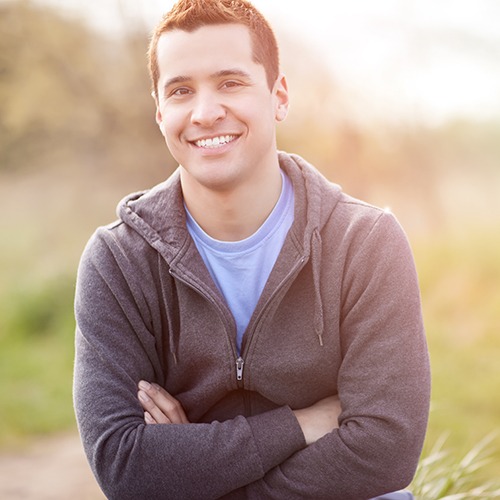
[181, 167, 282, 242]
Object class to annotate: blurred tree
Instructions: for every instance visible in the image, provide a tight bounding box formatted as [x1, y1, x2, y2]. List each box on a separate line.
[1, 0, 98, 170]
[0, 0, 173, 181]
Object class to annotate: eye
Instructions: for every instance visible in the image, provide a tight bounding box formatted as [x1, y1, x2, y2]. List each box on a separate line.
[171, 87, 192, 97]
[221, 80, 242, 89]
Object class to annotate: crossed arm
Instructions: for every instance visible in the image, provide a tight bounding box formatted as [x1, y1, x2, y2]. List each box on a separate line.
[137, 380, 342, 446]
[75, 217, 430, 499]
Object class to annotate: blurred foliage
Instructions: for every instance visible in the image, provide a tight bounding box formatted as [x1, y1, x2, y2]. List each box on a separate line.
[0, 0, 174, 178]
[413, 230, 500, 484]
[1, 277, 74, 340]
[0, 276, 76, 447]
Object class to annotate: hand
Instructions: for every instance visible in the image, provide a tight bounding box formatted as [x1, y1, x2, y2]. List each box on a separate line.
[138, 380, 190, 425]
[293, 395, 342, 446]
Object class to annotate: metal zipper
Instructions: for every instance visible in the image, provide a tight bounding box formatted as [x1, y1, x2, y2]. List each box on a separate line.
[236, 356, 245, 381]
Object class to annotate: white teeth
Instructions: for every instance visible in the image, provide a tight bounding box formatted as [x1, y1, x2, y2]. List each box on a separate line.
[195, 135, 235, 148]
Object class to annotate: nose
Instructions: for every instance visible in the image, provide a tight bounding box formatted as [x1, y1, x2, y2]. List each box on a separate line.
[190, 91, 226, 127]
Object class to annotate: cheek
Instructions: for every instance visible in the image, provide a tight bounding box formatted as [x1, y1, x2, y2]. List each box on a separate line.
[249, 107, 276, 141]
[240, 101, 274, 134]
[159, 109, 182, 141]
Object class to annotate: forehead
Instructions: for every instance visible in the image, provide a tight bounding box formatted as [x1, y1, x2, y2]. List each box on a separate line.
[156, 24, 263, 82]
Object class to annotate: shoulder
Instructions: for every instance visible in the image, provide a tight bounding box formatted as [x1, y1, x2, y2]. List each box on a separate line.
[77, 220, 156, 288]
[328, 190, 402, 238]
[321, 193, 415, 271]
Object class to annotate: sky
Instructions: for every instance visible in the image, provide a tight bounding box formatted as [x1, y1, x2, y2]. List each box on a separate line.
[29, 0, 500, 124]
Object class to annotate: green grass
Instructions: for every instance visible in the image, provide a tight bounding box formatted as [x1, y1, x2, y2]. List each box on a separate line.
[411, 433, 500, 498]
[413, 229, 500, 486]
[0, 277, 77, 448]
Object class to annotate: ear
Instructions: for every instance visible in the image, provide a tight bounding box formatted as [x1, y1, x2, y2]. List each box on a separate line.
[273, 73, 289, 122]
[153, 92, 166, 135]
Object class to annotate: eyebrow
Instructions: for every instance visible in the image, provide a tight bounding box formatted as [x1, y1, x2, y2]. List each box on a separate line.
[212, 68, 253, 80]
[163, 68, 253, 92]
[163, 75, 191, 90]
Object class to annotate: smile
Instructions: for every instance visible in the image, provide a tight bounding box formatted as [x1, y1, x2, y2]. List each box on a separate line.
[194, 135, 237, 149]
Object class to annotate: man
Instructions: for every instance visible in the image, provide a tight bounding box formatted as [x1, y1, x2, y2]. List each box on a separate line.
[73, 1, 430, 499]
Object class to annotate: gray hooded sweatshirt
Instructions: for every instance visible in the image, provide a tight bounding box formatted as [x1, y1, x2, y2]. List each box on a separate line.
[74, 152, 430, 499]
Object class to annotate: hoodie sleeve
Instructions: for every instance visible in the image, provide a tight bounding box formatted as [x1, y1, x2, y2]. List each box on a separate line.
[73, 228, 305, 500]
[232, 210, 431, 500]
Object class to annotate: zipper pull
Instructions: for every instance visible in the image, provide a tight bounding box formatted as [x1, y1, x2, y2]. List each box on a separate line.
[236, 356, 245, 381]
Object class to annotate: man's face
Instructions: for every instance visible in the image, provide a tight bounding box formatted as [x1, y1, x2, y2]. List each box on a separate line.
[154, 23, 288, 194]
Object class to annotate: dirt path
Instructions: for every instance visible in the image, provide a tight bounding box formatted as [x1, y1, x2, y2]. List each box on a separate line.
[0, 432, 105, 500]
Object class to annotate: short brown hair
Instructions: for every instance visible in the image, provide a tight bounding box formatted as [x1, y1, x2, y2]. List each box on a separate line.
[148, 0, 280, 96]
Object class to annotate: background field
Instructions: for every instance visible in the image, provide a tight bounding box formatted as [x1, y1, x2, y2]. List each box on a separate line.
[1, 0, 499, 495]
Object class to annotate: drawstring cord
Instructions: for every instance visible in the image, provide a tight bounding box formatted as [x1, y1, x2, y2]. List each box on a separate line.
[159, 254, 179, 365]
[311, 228, 325, 347]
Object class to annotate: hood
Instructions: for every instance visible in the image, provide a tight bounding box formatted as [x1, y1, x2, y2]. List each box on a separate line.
[278, 151, 342, 244]
[116, 169, 189, 264]
[117, 152, 344, 349]
[116, 153, 342, 258]
[278, 152, 343, 347]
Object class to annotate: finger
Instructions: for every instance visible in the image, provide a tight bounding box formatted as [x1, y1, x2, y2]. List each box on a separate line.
[144, 411, 157, 425]
[139, 380, 189, 424]
[138, 390, 171, 424]
[151, 383, 190, 424]
[144, 410, 170, 425]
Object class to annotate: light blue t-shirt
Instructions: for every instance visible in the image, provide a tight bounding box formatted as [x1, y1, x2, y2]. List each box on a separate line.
[185, 170, 294, 353]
